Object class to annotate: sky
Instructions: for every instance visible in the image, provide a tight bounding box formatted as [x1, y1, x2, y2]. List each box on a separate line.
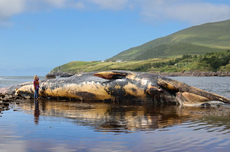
[1, 0, 230, 76]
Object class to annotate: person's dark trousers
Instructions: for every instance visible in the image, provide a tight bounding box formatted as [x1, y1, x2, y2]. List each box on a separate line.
[34, 89, 39, 99]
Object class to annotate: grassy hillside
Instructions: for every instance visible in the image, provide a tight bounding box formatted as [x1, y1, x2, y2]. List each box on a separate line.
[51, 58, 172, 74]
[50, 50, 230, 74]
[107, 20, 230, 61]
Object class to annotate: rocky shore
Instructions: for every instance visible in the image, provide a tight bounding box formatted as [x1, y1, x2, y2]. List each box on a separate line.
[47, 71, 74, 77]
[0, 93, 27, 116]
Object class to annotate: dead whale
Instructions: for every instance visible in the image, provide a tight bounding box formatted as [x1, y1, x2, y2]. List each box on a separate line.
[0, 70, 229, 106]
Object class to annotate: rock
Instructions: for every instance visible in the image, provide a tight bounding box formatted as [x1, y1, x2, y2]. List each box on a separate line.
[2, 99, 12, 102]
[16, 101, 21, 104]
[15, 99, 23, 104]
[4, 94, 13, 99]
[16, 99, 23, 102]
[3, 103, 9, 106]
[46, 74, 56, 79]
[60, 73, 73, 77]
[48, 71, 73, 77]
[0, 94, 4, 98]
[24, 96, 31, 99]
[14, 96, 20, 100]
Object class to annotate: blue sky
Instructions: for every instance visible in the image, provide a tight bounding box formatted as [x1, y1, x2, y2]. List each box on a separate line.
[1, 0, 230, 76]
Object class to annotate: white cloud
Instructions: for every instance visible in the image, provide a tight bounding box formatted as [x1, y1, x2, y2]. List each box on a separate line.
[88, 0, 129, 10]
[0, 0, 25, 19]
[72, 1, 85, 9]
[37, 0, 85, 9]
[44, 0, 68, 7]
[26, 0, 85, 11]
[0, 0, 26, 27]
[0, 0, 230, 26]
[0, 0, 85, 26]
[137, 0, 230, 24]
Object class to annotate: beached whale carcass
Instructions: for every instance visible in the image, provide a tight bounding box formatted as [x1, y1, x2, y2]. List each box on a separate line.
[0, 70, 229, 105]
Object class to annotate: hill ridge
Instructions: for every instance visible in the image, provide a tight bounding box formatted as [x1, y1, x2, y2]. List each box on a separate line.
[107, 19, 230, 61]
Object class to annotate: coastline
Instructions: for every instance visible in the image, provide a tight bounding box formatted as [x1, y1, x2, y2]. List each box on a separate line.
[48, 71, 230, 77]
[155, 71, 230, 77]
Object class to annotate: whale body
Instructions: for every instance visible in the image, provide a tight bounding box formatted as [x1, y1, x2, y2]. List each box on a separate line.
[0, 70, 229, 106]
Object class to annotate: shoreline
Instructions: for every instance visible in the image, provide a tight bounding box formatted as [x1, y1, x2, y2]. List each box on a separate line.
[155, 71, 230, 77]
[0, 93, 23, 116]
[48, 71, 230, 77]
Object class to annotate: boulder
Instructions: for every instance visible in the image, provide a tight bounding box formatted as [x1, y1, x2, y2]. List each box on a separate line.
[46, 74, 56, 79]
[60, 73, 74, 77]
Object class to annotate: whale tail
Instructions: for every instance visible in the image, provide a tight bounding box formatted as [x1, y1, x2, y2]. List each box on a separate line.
[158, 77, 230, 105]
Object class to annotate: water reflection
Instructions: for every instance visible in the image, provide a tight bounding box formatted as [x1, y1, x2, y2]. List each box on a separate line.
[34, 100, 40, 125]
[16, 99, 230, 133]
[2, 76, 230, 151]
[4, 99, 230, 152]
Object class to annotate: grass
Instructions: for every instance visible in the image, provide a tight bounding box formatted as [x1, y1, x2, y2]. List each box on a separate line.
[51, 58, 171, 73]
[50, 50, 230, 74]
[108, 19, 230, 61]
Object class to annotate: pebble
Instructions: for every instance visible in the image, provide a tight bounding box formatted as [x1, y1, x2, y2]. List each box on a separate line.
[4, 103, 9, 106]
[24, 96, 31, 99]
[0, 93, 26, 115]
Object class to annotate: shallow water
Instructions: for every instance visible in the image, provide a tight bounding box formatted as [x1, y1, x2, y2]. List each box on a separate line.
[0, 76, 45, 88]
[172, 77, 230, 99]
[1, 76, 230, 152]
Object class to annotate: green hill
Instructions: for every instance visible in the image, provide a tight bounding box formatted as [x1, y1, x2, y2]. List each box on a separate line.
[50, 50, 230, 75]
[50, 58, 171, 74]
[107, 20, 230, 61]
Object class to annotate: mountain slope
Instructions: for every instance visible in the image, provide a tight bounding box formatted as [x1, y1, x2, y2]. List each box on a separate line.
[107, 20, 230, 61]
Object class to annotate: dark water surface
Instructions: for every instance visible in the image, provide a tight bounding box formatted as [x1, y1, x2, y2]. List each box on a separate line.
[1, 76, 230, 152]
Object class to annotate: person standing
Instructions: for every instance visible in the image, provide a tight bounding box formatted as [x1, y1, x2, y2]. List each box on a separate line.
[33, 75, 40, 99]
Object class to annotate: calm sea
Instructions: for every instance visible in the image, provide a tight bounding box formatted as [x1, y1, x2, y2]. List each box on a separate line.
[1, 76, 230, 152]
[0, 76, 45, 88]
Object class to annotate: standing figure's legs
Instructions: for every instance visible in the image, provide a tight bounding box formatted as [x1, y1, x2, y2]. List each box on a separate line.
[34, 89, 39, 99]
